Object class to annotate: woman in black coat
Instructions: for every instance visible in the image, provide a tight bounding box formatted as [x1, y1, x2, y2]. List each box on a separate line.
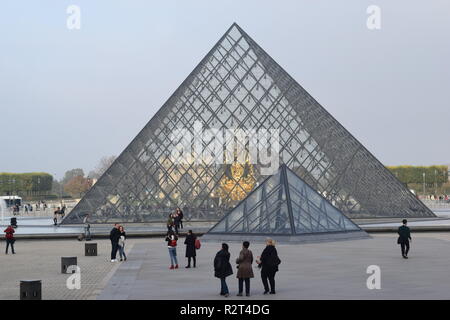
[214, 243, 233, 297]
[257, 238, 280, 294]
[184, 230, 197, 268]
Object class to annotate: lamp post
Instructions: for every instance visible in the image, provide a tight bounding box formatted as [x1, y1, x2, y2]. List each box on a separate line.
[435, 169, 438, 196]
[11, 178, 16, 214]
[423, 172, 426, 197]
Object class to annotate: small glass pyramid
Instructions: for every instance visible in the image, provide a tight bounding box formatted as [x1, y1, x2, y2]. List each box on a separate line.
[204, 164, 367, 242]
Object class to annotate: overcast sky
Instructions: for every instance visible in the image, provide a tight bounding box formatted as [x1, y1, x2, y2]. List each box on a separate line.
[1, 0, 449, 179]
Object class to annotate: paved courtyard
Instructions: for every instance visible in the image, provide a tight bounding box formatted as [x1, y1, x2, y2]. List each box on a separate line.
[1, 233, 450, 299]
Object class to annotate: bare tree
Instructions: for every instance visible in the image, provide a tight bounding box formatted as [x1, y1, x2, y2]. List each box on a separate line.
[88, 156, 116, 179]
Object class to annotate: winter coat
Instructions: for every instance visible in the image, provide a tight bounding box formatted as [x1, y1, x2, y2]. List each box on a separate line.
[236, 248, 254, 279]
[397, 225, 411, 244]
[174, 215, 181, 226]
[260, 245, 280, 274]
[109, 228, 121, 243]
[214, 249, 233, 279]
[167, 216, 174, 227]
[166, 234, 178, 248]
[184, 234, 196, 257]
[4, 226, 14, 240]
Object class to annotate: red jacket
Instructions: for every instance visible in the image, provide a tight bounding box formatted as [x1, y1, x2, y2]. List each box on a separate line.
[4, 226, 14, 239]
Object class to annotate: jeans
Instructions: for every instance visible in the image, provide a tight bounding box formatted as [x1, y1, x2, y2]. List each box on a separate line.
[220, 277, 229, 295]
[238, 278, 250, 294]
[5, 239, 15, 254]
[400, 241, 410, 256]
[118, 244, 127, 260]
[261, 270, 276, 293]
[168, 247, 178, 265]
[111, 241, 119, 260]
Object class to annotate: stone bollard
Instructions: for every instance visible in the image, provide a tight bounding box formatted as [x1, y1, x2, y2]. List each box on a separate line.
[85, 243, 97, 256]
[20, 280, 42, 300]
[61, 257, 77, 273]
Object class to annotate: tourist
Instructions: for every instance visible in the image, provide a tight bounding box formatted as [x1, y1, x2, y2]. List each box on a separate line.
[61, 205, 66, 219]
[174, 212, 181, 235]
[184, 230, 197, 268]
[166, 230, 179, 269]
[109, 223, 121, 262]
[176, 207, 184, 229]
[257, 238, 280, 294]
[167, 213, 174, 232]
[118, 225, 127, 261]
[4, 225, 15, 254]
[235, 241, 254, 296]
[397, 219, 412, 259]
[53, 207, 61, 225]
[214, 243, 233, 297]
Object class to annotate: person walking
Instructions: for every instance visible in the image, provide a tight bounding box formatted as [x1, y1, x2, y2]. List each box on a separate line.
[214, 243, 233, 297]
[4, 225, 15, 254]
[257, 238, 280, 294]
[184, 230, 197, 268]
[398, 219, 412, 259]
[61, 205, 66, 219]
[118, 225, 127, 261]
[53, 207, 61, 226]
[235, 241, 254, 296]
[109, 224, 121, 262]
[166, 230, 179, 269]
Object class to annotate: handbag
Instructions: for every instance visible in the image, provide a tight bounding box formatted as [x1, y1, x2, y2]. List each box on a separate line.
[194, 238, 201, 249]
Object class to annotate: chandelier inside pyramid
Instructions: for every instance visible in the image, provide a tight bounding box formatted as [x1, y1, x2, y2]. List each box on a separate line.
[62, 23, 434, 224]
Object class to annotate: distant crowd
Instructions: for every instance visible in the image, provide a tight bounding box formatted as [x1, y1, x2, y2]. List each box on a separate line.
[423, 194, 450, 201]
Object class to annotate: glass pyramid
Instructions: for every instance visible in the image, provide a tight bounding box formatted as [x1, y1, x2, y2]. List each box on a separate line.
[62, 23, 434, 224]
[205, 164, 362, 238]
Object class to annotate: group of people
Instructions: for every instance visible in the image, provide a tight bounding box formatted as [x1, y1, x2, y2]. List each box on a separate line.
[35, 200, 48, 211]
[165, 229, 199, 269]
[424, 194, 450, 201]
[109, 224, 127, 262]
[162, 229, 280, 297]
[213, 239, 280, 297]
[23, 203, 34, 213]
[166, 207, 184, 235]
[53, 205, 67, 225]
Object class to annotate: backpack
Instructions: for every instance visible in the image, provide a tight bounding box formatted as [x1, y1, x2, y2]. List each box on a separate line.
[195, 238, 201, 250]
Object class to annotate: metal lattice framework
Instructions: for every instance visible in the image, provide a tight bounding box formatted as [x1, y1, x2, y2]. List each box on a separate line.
[206, 164, 362, 235]
[62, 23, 434, 224]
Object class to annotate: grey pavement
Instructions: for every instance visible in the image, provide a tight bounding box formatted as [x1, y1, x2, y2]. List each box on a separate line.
[0, 238, 143, 300]
[98, 233, 450, 300]
[2, 233, 450, 300]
